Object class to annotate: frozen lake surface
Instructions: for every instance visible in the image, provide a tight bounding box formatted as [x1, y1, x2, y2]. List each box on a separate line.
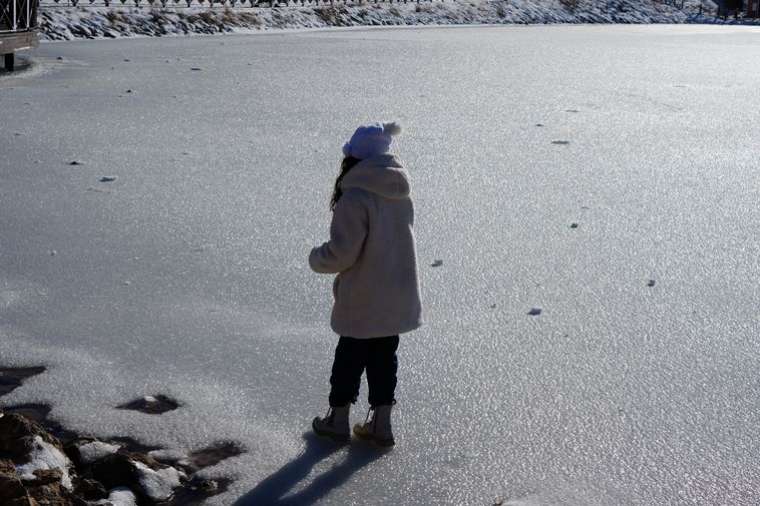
[2, 25, 760, 505]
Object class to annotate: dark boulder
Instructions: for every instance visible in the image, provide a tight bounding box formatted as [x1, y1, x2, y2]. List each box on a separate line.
[0, 459, 29, 503]
[0, 414, 62, 462]
[90, 453, 139, 491]
[72, 478, 107, 501]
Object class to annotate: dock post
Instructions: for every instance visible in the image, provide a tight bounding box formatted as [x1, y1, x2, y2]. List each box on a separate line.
[4, 53, 15, 72]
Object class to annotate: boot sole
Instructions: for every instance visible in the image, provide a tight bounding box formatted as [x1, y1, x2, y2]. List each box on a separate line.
[312, 419, 350, 443]
[353, 427, 395, 447]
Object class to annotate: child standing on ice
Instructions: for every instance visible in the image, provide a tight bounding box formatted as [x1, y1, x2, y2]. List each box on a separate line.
[309, 122, 422, 447]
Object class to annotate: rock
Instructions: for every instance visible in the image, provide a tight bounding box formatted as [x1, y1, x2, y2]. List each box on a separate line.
[99, 176, 117, 183]
[0, 461, 28, 503]
[99, 487, 136, 506]
[169, 476, 231, 504]
[551, 140, 570, 145]
[68, 161, 83, 166]
[23, 469, 67, 505]
[647, 279, 656, 287]
[527, 307, 542, 316]
[147, 449, 188, 468]
[62, 441, 85, 468]
[74, 441, 121, 466]
[128, 452, 161, 470]
[2, 404, 52, 426]
[73, 478, 107, 501]
[133, 461, 181, 501]
[56, 56, 63, 60]
[15, 435, 73, 493]
[8, 497, 38, 506]
[570, 223, 579, 228]
[116, 395, 179, 415]
[431, 259, 443, 267]
[90, 453, 140, 491]
[190, 67, 202, 71]
[90, 452, 178, 503]
[0, 459, 16, 473]
[27, 469, 62, 486]
[0, 414, 61, 461]
[196, 478, 217, 492]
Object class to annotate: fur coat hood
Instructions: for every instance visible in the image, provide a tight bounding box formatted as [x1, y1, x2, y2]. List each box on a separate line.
[340, 155, 410, 200]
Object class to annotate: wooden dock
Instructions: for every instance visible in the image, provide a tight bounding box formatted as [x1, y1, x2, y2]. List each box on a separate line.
[1, 0, 39, 71]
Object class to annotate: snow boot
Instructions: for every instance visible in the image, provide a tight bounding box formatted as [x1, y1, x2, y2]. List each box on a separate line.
[353, 405, 395, 447]
[312, 405, 350, 443]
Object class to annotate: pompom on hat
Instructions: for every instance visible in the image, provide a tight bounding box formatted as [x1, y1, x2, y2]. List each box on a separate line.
[342, 122, 402, 160]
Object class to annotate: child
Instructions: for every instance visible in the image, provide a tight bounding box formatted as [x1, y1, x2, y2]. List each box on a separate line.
[309, 122, 422, 447]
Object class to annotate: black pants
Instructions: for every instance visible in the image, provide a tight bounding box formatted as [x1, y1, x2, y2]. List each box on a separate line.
[328, 335, 399, 408]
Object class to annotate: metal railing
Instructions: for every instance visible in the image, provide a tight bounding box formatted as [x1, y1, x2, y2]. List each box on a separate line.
[38, 0, 443, 8]
[1, 0, 38, 32]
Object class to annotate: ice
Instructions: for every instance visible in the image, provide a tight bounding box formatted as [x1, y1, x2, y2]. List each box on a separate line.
[133, 461, 182, 501]
[78, 441, 121, 464]
[15, 436, 73, 490]
[3, 25, 760, 505]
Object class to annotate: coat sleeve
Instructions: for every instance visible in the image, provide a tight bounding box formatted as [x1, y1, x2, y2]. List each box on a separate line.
[309, 191, 368, 274]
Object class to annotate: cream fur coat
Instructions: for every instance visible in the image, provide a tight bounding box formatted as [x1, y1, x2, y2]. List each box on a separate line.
[309, 154, 422, 338]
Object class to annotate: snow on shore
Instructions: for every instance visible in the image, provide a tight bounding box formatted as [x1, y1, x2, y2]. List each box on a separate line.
[14, 436, 74, 490]
[40, 0, 718, 41]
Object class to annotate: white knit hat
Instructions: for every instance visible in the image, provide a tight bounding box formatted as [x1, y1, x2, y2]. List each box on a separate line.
[342, 122, 402, 160]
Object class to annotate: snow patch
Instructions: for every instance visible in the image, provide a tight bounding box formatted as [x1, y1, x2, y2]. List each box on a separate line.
[77, 441, 122, 464]
[148, 448, 186, 461]
[15, 436, 73, 490]
[134, 461, 182, 501]
[92, 487, 138, 506]
[148, 448, 191, 466]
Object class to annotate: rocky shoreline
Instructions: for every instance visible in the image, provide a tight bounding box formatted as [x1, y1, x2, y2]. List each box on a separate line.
[37, 0, 726, 41]
[0, 366, 242, 506]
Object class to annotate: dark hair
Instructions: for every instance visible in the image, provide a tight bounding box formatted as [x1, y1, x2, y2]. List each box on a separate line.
[330, 156, 361, 211]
